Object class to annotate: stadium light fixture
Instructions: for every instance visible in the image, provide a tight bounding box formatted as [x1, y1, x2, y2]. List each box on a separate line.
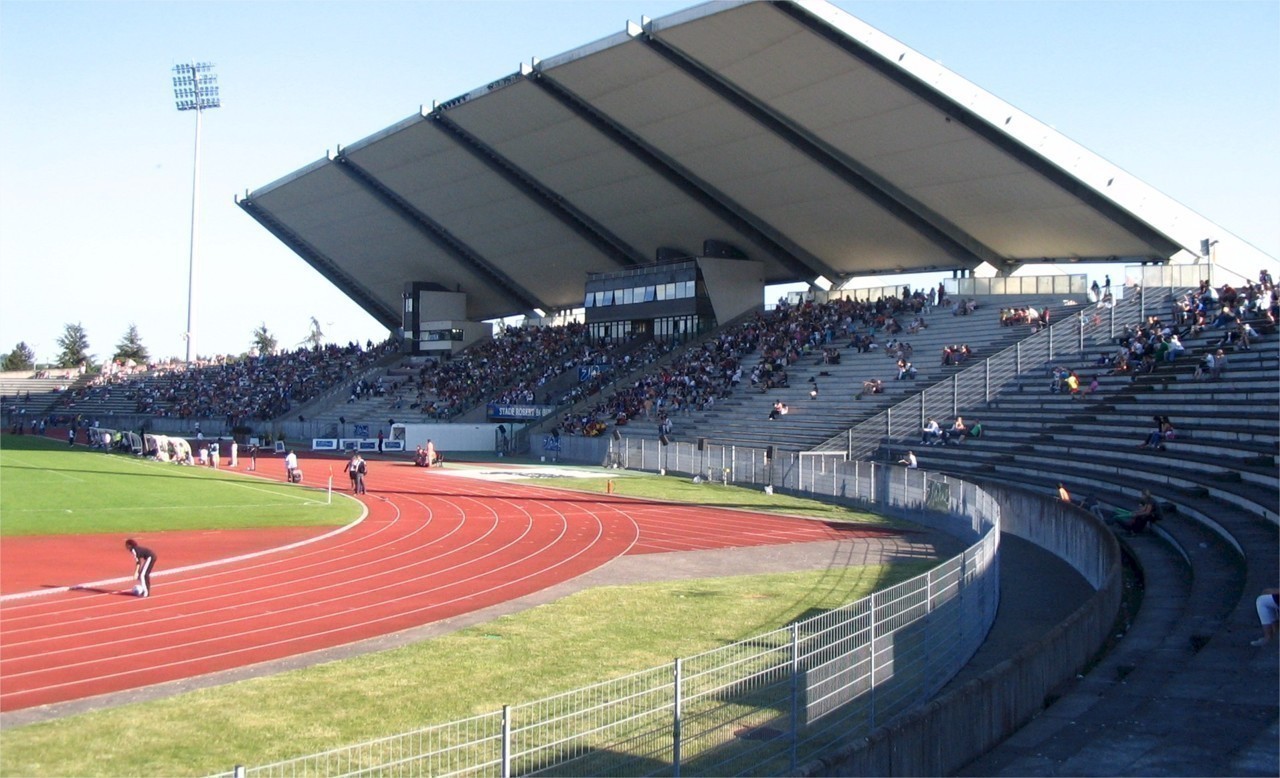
[172, 61, 221, 364]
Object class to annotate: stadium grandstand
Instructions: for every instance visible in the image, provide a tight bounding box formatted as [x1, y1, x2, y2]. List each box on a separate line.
[3, 0, 1275, 774]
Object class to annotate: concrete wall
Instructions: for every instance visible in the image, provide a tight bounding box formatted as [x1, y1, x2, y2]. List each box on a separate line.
[798, 490, 1122, 776]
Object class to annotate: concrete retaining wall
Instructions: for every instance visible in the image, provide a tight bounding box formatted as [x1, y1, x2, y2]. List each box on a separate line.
[798, 489, 1122, 776]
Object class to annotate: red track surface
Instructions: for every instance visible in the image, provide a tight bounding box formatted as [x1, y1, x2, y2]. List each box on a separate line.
[0, 455, 900, 712]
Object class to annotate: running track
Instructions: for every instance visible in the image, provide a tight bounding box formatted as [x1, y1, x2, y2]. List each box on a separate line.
[0, 454, 905, 713]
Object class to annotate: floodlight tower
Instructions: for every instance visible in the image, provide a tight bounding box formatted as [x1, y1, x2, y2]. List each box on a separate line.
[172, 62, 220, 364]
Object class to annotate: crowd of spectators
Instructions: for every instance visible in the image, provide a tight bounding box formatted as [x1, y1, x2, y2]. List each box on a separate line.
[395, 323, 631, 420]
[558, 290, 929, 437]
[58, 340, 397, 425]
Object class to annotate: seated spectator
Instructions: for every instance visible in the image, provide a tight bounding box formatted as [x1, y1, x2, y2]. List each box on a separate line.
[896, 358, 916, 380]
[768, 400, 789, 420]
[1057, 483, 1072, 503]
[944, 416, 968, 444]
[1065, 370, 1081, 398]
[859, 378, 884, 398]
[1110, 490, 1163, 535]
[898, 450, 918, 469]
[920, 417, 942, 446]
[1155, 416, 1176, 448]
[966, 419, 984, 440]
[1078, 494, 1107, 522]
[1252, 588, 1279, 647]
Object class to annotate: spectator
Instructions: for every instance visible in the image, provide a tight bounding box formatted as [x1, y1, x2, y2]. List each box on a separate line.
[920, 417, 942, 446]
[944, 416, 968, 444]
[1111, 490, 1162, 535]
[1252, 588, 1279, 647]
[898, 450, 918, 469]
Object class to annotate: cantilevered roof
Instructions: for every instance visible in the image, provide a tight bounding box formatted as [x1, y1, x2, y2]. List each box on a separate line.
[240, 0, 1197, 329]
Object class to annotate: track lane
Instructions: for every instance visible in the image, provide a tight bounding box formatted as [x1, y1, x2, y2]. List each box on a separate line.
[0, 457, 906, 712]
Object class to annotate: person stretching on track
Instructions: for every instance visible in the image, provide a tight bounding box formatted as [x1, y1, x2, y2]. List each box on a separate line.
[125, 539, 156, 598]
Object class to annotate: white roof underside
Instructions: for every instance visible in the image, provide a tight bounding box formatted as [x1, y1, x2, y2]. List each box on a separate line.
[244, 0, 1230, 328]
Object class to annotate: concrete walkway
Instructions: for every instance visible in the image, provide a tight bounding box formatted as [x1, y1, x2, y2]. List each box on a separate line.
[958, 531, 1279, 777]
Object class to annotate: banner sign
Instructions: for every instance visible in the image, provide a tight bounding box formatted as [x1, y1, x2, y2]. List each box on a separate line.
[488, 403, 551, 420]
[312, 438, 339, 451]
[381, 440, 405, 452]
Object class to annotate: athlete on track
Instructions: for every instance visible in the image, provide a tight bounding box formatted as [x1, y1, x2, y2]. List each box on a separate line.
[124, 539, 156, 598]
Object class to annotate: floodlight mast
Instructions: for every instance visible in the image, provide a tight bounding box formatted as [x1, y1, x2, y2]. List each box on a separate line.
[172, 61, 220, 365]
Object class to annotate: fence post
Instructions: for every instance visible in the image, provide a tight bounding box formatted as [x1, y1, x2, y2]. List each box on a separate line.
[233, 767, 245, 778]
[984, 358, 991, 403]
[502, 705, 511, 778]
[790, 622, 801, 773]
[951, 374, 958, 418]
[673, 657, 683, 777]
[1015, 341, 1021, 375]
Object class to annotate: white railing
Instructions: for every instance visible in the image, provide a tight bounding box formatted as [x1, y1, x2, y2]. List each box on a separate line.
[212, 447, 999, 778]
[812, 283, 1189, 460]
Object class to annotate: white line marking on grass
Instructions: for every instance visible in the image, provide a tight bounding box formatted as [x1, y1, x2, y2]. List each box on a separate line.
[219, 479, 327, 504]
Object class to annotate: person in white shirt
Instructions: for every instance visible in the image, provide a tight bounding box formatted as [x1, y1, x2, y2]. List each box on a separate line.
[284, 450, 299, 482]
[898, 450, 918, 469]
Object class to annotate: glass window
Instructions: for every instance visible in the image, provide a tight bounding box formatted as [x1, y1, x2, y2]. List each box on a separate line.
[584, 292, 594, 308]
[643, 286, 655, 302]
[602, 289, 614, 306]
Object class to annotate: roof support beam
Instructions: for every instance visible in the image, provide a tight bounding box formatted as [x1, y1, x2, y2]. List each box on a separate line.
[775, 1, 1180, 259]
[639, 27, 1003, 271]
[524, 67, 845, 284]
[426, 111, 648, 269]
[329, 151, 551, 316]
[236, 196, 400, 330]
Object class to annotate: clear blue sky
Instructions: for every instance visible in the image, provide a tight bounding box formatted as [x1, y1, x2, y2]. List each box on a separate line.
[2, 1, 1276, 365]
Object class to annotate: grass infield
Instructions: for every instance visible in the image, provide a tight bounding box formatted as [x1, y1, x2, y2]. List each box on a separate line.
[0, 434, 357, 535]
[0, 440, 933, 776]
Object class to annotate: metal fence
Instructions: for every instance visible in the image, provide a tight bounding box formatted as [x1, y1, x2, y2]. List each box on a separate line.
[809, 282, 1190, 460]
[213, 443, 999, 778]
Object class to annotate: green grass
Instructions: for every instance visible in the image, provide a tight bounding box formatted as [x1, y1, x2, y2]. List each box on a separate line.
[0, 434, 358, 535]
[0, 440, 938, 776]
[525, 469, 907, 527]
[0, 563, 931, 776]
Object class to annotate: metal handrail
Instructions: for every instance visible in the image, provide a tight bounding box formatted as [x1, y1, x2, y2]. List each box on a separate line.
[814, 284, 1185, 459]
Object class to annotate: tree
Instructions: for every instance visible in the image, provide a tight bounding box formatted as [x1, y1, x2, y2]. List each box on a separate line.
[252, 323, 277, 356]
[303, 316, 325, 350]
[114, 323, 150, 364]
[1, 342, 36, 372]
[55, 323, 92, 368]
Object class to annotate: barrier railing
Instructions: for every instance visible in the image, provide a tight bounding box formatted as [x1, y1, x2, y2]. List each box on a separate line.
[812, 284, 1187, 460]
[211, 444, 1000, 778]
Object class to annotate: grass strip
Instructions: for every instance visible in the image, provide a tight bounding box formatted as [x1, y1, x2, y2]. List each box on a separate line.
[0, 562, 932, 776]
